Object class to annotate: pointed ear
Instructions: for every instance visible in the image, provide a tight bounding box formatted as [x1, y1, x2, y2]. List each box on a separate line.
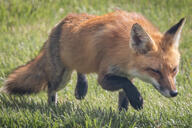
[164, 18, 186, 49]
[130, 23, 156, 54]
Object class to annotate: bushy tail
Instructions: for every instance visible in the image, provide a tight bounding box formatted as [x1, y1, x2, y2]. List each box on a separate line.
[0, 50, 47, 95]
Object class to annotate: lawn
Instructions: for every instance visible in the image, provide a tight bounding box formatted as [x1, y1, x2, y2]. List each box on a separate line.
[0, 0, 192, 127]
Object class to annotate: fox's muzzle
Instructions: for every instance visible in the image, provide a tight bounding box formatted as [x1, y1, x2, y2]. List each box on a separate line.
[158, 86, 178, 98]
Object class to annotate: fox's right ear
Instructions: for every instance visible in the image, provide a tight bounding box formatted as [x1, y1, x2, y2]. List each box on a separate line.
[163, 18, 186, 49]
[130, 23, 156, 54]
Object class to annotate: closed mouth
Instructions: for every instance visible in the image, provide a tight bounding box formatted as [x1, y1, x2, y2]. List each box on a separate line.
[152, 84, 171, 98]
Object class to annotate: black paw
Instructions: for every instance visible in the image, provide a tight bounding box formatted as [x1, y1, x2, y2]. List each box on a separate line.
[75, 73, 88, 100]
[128, 95, 143, 110]
[118, 91, 129, 111]
[123, 85, 143, 110]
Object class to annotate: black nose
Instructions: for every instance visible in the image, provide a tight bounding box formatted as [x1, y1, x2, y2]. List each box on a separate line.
[170, 91, 178, 97]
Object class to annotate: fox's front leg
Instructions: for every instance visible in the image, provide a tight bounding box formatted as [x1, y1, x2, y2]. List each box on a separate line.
[118, 79, 135, 111]
[118, 90, 129, 111]
[98, 74, 143, 110]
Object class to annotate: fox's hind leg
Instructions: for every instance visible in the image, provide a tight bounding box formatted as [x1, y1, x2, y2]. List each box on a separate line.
[47, 68, 72, 105]
[75, 73, 88, 100]
[57, 69, 72, 91]
[48, 85, 58, 105]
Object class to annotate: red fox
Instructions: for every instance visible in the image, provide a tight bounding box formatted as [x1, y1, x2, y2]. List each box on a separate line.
[1, 10, 185, 110]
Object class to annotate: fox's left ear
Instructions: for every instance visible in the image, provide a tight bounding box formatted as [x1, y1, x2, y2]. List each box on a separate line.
[164, 18, 186, 49]
[130, 23, 157, 54]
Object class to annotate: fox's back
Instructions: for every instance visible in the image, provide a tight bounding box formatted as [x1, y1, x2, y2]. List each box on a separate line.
[59, 11, 162, 73]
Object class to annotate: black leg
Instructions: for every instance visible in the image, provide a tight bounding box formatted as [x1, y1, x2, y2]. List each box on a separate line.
[75, 73, 88, 100]
[99, 74, 143, 110]
[118, 90, 129, 111]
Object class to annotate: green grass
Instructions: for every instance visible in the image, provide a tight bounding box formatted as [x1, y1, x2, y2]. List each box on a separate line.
[0, 0, 192, 127]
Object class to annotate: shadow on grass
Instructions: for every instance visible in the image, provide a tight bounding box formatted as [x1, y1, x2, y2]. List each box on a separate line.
[0, 94, 155, 127]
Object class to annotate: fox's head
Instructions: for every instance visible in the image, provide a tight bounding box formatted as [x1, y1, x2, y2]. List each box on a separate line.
[128, 18, 186, 97]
